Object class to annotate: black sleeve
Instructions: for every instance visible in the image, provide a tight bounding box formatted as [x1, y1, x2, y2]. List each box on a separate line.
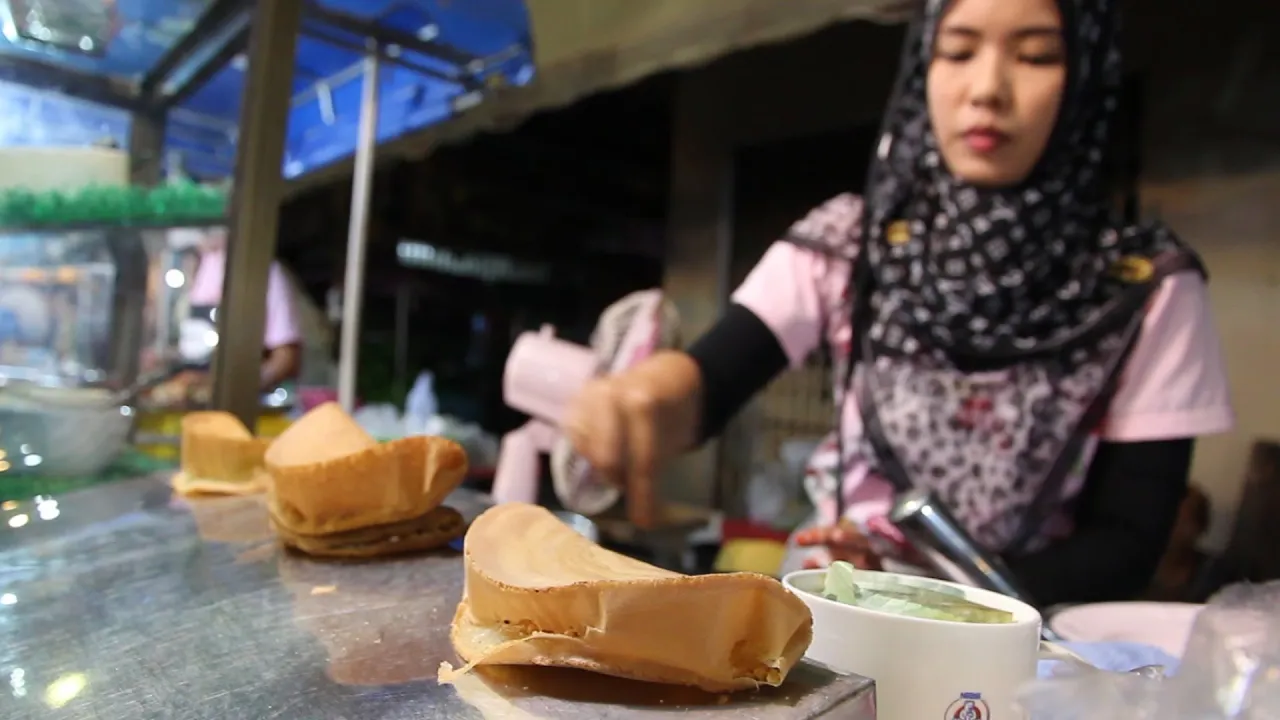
[1005, 438, 1193, 607]
[685, 303, 790, 442]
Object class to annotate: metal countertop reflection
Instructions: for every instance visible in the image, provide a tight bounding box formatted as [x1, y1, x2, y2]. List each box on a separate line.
[0, 475, 875, 719]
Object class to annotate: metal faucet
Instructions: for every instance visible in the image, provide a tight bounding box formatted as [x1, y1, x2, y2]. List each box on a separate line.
[889, 489, 1066, 639]
[889, 488, 1031, 600]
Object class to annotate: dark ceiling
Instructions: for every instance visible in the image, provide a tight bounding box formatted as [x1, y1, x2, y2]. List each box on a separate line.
[277, 71, 675, 289]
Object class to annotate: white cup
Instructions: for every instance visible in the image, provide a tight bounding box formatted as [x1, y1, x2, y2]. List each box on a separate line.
[783, 569, 1065, 720]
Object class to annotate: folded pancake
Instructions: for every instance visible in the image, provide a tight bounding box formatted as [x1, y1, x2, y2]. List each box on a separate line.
[273, 505, 465, 559]
[445, 503, 813, 693]
[264, 402, 469, 555]
[171, 411, 270, 496]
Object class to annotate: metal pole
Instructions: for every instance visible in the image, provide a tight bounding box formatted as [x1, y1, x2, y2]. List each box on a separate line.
[337, 51, 381, 412]
[211, 0, 301, 427]
[153, 249, 175, 363]
[106, 111, 164, 386]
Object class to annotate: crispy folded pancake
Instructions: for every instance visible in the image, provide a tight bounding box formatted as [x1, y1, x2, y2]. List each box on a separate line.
[172, 411, 269, 496]
[272, 505, 465, 558]
[262, 402, 469, 558]
[444, 503, 813, 693]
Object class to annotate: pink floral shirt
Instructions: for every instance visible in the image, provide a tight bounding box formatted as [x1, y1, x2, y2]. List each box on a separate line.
[733, 194, 1235, 553]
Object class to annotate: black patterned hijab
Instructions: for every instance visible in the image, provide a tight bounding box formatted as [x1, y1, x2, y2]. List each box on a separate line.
[844, 0, 1193, 552]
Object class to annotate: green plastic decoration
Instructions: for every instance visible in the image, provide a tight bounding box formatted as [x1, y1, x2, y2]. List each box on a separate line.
[0, 182, 228, 230]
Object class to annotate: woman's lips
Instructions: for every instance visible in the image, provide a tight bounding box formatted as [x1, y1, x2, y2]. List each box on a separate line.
[963, 128, 1009, 154]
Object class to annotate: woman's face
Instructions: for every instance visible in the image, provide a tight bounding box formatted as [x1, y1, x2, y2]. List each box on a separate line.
[926, 0, 1067, 187]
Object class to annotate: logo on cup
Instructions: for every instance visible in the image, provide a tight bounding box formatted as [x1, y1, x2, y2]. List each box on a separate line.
[944, 692, 989, 719]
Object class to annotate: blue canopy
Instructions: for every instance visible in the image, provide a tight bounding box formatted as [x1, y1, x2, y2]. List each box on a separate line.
[0, 0, 534, 181]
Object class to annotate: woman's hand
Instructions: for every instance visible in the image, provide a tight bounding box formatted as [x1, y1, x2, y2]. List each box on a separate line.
[260, 343, 302, 390]
[795, 523, 883, 571]
[147, 370, 204, 407]
[562, 350, 703, 529]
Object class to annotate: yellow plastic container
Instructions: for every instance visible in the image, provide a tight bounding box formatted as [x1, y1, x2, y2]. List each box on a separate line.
[713, 538, 788, 577]
[134, 409, 293, 460]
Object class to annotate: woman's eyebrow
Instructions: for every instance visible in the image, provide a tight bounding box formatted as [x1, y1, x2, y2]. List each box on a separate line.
[938, 26, 981, 38]
[1010, 26, 1063, 39]
[937, 25, 1062, 39]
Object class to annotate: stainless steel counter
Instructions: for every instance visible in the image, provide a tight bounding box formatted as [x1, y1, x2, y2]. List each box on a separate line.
[0, 476, 875, 719]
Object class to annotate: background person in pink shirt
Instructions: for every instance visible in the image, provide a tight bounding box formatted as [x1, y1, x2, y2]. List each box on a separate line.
[563, 0, 1233, 606]
[158, 226, 302, 403]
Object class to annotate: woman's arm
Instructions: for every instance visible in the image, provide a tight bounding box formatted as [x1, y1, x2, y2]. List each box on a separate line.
[260, 261, 303, 388]
[260, 343, 302, 388]
[685, 194, 861, 442]
[1006, 438, 1193, 607]
[686, 304, 790, 441]
[1008, 271, 1233, 606]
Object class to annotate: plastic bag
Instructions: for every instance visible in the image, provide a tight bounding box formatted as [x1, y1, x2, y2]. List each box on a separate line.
[1157, 581, 1280, 718]
[351, 403, 403, 440]
[403, 371, 439, 428]
[1018, 664, 1165, 720]
[745, 462, 793, 526]
[1018, 580, 1280, 719]
[417, 413, 500, 470]
[779, 439, 821, 477]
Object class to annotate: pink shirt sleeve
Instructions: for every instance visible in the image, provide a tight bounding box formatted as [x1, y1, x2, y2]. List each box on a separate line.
[263, 262, 302, 350]
[730, 194, 859, 368]
[1102, 272, 1234, 441]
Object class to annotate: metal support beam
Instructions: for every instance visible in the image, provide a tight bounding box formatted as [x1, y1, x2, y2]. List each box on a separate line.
[303, 3, 478, 84]
[128, 111, 167, 185]
[141, 0, 251, 103]
[337, 51, 381, 412]
[211, 0, 302, 428]
[103, 111, 166, 386]
[290, 59, 366, 109]
[0, 54, 139, 111]
[158, 26, 250, 110]
[300, 21, 461, 84]
[662, 70, 735, 514]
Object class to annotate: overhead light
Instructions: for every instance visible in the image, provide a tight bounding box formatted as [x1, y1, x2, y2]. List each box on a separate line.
[231, 53, 248, 71]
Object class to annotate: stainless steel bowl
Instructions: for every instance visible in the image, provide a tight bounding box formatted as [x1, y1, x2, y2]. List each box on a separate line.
[554, 510, 600, 543]
[0, 385, 134, 477]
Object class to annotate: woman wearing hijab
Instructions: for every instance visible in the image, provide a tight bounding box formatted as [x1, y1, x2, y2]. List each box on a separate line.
[564, 0, 1233, 607]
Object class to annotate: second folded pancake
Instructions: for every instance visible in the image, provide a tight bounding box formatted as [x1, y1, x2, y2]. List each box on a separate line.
[264, 402, 469, 558]
[171, 411, 270, 496]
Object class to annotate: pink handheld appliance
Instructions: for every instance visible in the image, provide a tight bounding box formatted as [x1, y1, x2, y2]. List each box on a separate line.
[492, 289, 681, 515]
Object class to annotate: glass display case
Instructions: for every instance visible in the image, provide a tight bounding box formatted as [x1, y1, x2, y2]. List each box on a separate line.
[0, 232, 117, 385]
[0, 224, 176, 491]
[0, 0, 535, 490]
